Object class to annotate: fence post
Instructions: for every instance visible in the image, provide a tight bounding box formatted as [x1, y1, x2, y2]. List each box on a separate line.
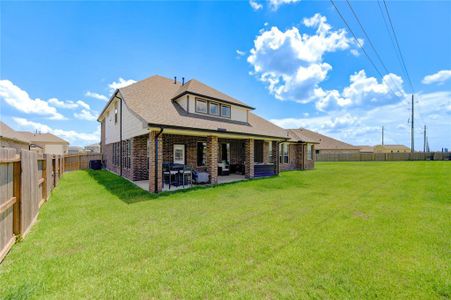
[42, 156, 47, 201]
[78, 155, 81, 170]
[12, 160, 22, 236]
[53, 156, 56, 188]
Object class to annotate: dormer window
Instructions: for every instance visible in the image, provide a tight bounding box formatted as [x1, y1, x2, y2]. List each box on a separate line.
[220, 104, 231, 118]
[194, 97, 232, 119]
[195, 99, 207, 114]
[209, 102, 219, 115]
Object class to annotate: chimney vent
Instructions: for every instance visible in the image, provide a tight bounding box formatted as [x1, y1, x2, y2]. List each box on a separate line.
[174, 76, 177, 84]
[182, 77, 185, 85]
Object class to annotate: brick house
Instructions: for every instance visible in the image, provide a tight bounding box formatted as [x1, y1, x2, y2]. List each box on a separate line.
[97, 75, 316, 193]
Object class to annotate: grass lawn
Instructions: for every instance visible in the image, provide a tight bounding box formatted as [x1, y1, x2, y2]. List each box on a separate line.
[0, 162, 450, 299]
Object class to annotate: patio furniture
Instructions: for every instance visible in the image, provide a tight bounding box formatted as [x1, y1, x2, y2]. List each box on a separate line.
[163, 163, 192, 189]
[218, 160, 230, 176]
[193, 170, 209, 184]
[230, 163, 244, 175]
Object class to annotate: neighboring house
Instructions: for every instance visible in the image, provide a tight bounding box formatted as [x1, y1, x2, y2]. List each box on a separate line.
[287, 128, 360, 155]
[97, 75, 316, 193]
[358, 145, 375, 153]
[84, 143, 101, 153]
[19, 132, 69, 155]
[68, 146, 84, 154]
[283, 129, 319, 171]
[0, 121, 30, 151]
[373, 144, 410, 153]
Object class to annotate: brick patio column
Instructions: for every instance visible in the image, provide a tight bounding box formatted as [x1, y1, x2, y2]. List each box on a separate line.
[272, 141, 279, 175]
[206, 136, 218, 184]
[148, 131, 163, 193]
[245, 139, 254, 178]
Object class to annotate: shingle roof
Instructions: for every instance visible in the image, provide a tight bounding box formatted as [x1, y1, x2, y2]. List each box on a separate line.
[18, 132, 69, 144]
[0, 121, 30, 144]
[286, 129, 319, 143]
[287, 128, 359, 150]
[115, 75, 288, 139]
[374, 144, 410, 151]
[172, 79, 253, 109]
[357, 145, 374, 153]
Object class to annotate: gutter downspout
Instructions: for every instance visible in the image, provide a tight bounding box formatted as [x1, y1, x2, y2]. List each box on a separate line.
[154, 127, 164, 193]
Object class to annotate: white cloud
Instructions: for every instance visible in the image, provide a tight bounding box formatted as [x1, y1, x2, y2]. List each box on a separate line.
[270, 90, 451, 151]
[236, 50, 246, 56]
[0, 80, 65, 120]
[108, 78, 136, 93]
[13, 117, 100, 145]
[247, 14, 357, 106]
[269, 0, 300, 10]
[76, 100, 91, 110]
[48, 98, 79, 109]
[422, 69, 451, 85]
[74, 109, 97, 121]
[249, 0, 262, 10]
[85, 91, 108, 101]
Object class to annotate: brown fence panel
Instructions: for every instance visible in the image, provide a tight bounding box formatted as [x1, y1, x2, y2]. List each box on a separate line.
[64, 153, 102, 171]
[0, 148, 17, 262]
[54, 156, 60, 186]
[20, 150, 40, 237]
[317, 152, 451, 162]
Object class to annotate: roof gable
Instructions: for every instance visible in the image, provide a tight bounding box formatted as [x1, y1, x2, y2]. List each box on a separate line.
[114, 75, 287, 139]
[172, 79, 254, 109]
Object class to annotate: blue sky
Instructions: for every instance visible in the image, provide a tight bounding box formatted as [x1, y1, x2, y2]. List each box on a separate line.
[1, 0, 450, 149]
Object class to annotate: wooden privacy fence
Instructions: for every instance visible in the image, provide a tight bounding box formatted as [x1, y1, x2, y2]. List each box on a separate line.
[64, 153, 102, 171]
[317, 152, 451, 162]
[0, 148, 63, 262]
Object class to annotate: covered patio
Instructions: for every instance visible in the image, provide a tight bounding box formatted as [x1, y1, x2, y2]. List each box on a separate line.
[143, 129, 281, 193]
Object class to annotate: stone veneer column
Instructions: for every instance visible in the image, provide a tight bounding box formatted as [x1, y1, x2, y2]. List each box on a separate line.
[272, 141, 279, 175]
[206, 136, 218, 184]
[148, 131, 163, 193]
[245, 139, 255, 179]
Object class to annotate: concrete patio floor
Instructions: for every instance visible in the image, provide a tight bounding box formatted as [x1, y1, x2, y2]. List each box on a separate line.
[134, 174, 247, 192]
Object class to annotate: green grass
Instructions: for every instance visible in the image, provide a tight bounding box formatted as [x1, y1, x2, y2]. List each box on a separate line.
[0, 162, 450, 299]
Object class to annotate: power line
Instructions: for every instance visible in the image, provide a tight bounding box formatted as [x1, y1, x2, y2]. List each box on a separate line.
[382, 0, 415, 93]
[345, 0, 405, 97]
[329, 0, 399, 97]
[377, 0, 405, 83]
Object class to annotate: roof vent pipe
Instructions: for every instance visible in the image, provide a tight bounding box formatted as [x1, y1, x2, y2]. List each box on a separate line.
[174, 76, 177, 84]
[182, 77, 185, 85]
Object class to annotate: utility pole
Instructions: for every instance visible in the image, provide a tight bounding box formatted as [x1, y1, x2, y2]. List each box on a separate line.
[411, 94, 414, 152]
[382, 126, 384, 146]
[423, 125, 426, 152]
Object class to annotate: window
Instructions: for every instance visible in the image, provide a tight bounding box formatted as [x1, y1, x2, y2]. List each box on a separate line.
[113, 142, 120, 166]
[307, 144, 313, 160]
[268, 142, 273, 163]
[195, 97, 232, 119]
[125, 140, 131, 168]
[197, 142, 206, 166]
[209, 102, 219, 115]
[146, 138, 150, 170]
[254, 140, 263, 163]
[220, 104, 231, 118]
[173, 144, 185, 164]
[195, 99, 208, 114]
[221, 143, 230, 162]
[279, 143, 288, 164]
[114, 103, 118, 124]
